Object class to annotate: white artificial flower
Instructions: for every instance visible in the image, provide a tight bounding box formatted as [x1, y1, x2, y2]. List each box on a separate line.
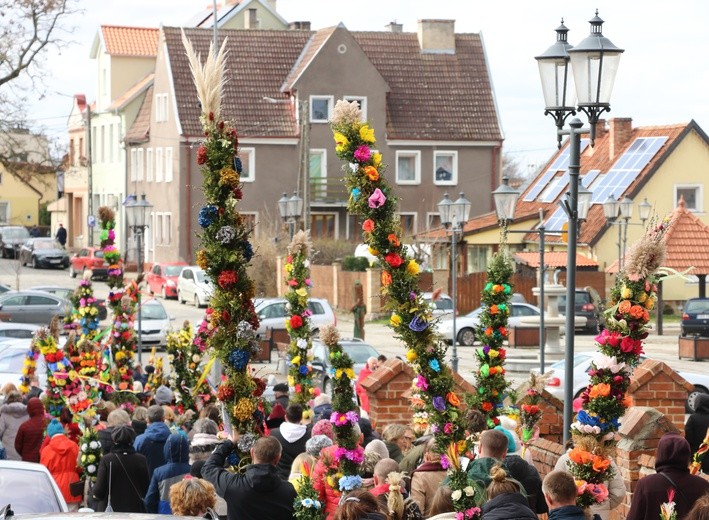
[464, 486, 475, 497]
[297, 338, 308, 349]
[192, 354, 201, 362]
[593, 354, 626, 374]
[87, 464, 96, 474]
[89, 441, 99, 449]
[81, 444, 88, 452]
[304, 260, 310, 268]
[451, 489, 462, 501]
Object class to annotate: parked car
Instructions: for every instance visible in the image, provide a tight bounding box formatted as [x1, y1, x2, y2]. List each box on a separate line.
[69, 247, 110, 279]
[147, 261, 188, 299]
[254, 297, 336, 338]
[0, 460, 68, 515]
[422, 291, 455, 317]
[18, 238, 70, 269]
[176, 266, 213, 307]
[311, 338, 379, 394]
[0, 291, 71, 326]
[0, 226, 30, 259]
[544, 352, 709, 412]
[134, 298, 173, 348]
[28, 286, 107, 321]
[557, 288, 602, 334]
[0, 284, 10, 295]
[0, 323, 39, 339]
[437, 302, 541, 346]
[681, 298, 709, 337]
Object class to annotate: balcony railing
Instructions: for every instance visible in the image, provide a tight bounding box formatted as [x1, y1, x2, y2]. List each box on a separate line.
[309, 177, 348, 205]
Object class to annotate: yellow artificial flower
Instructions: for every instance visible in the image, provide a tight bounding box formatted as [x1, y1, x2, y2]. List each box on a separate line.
[372, 152, 382, 167]
[488, 349, 499, 358]
[645, 296, 655, 309]
[334, 132, 349, 153]
[390, 314, 402, 327]
[335, 368, 343, 379]
[285, 263, 294, 273]
[368, 246, 379, 256]
[291, 355, 301, 365]
[406, 260, 420, 275]
[296, 288, 308, 298]
[346, 368, 355, 379]
[359, 124, 375, 144]
[406, 350, 417, 362]
[621, 287, 633, 299]
[288, 376, 295, 386]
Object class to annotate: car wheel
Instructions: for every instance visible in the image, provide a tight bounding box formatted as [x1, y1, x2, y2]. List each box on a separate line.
[457, 328, 476, 346]
[194, 294, 201, 308]
[161, 286, 167, 299]
[688, 386, 709, 413]
[31, 256, 37, 269]
[177, 290, 184, 304]
[69, 264, 77, 278]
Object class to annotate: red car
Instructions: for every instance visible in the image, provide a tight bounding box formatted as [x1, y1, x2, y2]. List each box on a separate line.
[147, 262, 188, 299]
[69, 247, 112, 279]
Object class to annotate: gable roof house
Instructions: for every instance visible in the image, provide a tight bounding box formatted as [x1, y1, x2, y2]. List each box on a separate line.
[188, 0, 290, 30]
[428, 117, 709, 304]
[125, 20, 503, 264]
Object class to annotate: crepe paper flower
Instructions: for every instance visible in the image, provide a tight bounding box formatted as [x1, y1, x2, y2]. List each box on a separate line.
[362, 219, 375, 232]
[415, 374, 429, 390]
[359, 124, 375, 143]
[228, 349, 250, 370]
[390, 314, 402, 327]
[406, 350, 417, 362]
[381, 271, 392, 286]
[406, 260, 420, 275]
[481, 402, 493, 412]
[197, 145, 208, 164]
[368, 188, 386, 208]
[334, 131, 349, 152]
[295, 287, 308, 298]
[621, 286, 633, 299]
[290, 315, 304, 329]
[447, 392, 461, 407]
[429, 359, 441, 372]
[387, 233, 400, 247]
[592, 455, 611, 473]
[385, 252, 403, 268]
[198, 204, 218, 228]
[363, 165, 379, 181]
[618, 300, 632, 314]
[218, 270, 238, 289]
[350, 187, 361, 201]
[339, 474, 363, 491]
[588, 383, 611, 399]
[409, 316, 429, 332]
[353, 144, 371, 162]
[587, 483, 610, 503]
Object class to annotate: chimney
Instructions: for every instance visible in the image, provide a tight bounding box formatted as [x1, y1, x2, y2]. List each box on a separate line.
[386, 21, 403, 33]
[417, 19, 455, 54]
[289, 21, 311, 31]
[609, 118, 633, 159]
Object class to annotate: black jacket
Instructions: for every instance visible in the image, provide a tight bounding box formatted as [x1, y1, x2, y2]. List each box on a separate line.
[504, 454, 548, 514]
[548, 505, 588, 520]
[482, 492, 538, 520]
[92, 445, 150, 513]
[202, 440, 297, 520]
[269, 425, 308, 480]
[685, 393, 709, 472]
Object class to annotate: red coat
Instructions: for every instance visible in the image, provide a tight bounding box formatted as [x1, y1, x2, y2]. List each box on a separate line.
[355, 367, 373, 413]
[14, 398, 47, 463]
[312, 445, 341, 520]
[40, 433, 81, 504]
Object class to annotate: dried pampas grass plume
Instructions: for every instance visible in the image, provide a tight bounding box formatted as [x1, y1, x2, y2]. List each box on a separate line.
[181, 29, 229, 122]
[98, 206, 114, 224]
[287, 229, 312, 258]
[319, 324, 340, 347]
[331, 99, 362, 126]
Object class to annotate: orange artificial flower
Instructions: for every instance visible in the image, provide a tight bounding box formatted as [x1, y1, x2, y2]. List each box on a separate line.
[592, 455, 611, 473]
[446, 392, 461, 407]
[568, 447, 593, 465]
[485, 327, 493, 337]
[622, 394, 633, 408]
[629, 305, 645, 319]
[387, 233, 400, 247]
[642, 309, 650, 322]
[588, 383, 611, 399]
[481, 402, 493, 412]
[493, 284, 503, 293]
[618, 300, 632, 315]
[381, 271, 392, 286]
[490, 304, 499, 315]
[363, 165, 379, 181]
[362, 219, 375, 232]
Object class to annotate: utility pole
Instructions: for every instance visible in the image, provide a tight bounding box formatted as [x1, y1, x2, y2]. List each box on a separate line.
[86, 104, 94, 246]
[298, 99, 310, 232]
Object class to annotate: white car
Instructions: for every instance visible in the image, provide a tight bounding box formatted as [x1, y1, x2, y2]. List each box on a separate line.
[0, 461, 69, 514]
[134, 299, 173, 349]
[437, 302, 541, 346]
[422, 292, 455, 318]
[254, 297, 336, 338]
[544, 352, 709, 411]
[0, 322, 39, 339]
[176, 266, 213, 308]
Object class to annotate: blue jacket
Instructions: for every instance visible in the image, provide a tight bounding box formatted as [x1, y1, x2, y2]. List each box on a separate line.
[134, 421, 171, 477]
[144, 433, 191, 514]
[548, 505, 589, 520]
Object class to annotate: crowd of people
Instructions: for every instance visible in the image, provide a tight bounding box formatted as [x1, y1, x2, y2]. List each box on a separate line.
[4, 376, 709, 520]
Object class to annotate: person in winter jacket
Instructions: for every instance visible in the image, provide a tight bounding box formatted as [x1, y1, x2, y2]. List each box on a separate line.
[133, 404, 171, 476]
[686, 393, 709, 473]
[189, 418, 221, 465]
[494, 427, 546, 515]
[98, 409, 131, 453]
[542, 470, 588, 520]
[144, 432, 191, 514]
[0, 391, 28, 460]
[410, 438, 448, 517]
[14, 397, 47, 462]
[202, 433, 297, 520]
[92, 425, 150, 513]
[269, 403, 308, 479]
[482, 465, 537, 520]
[626, 433, 709, 520]
[40, 419, 81, 509]
[312, 394, 333, 423]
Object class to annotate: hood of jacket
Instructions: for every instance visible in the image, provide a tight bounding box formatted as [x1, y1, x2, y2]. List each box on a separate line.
[655, 433, 691, 473]
[482, 492, 537, 520]
[695, 393, 709, 413]
[144, 421, 172, 442]
[47, 434, 76, 456]
[163, 432, 190, 463]
[0, 401, 27, 418]
[279, 421, 307, 443]
[244, 463, 283, 492]
[26, 397, 45, 418]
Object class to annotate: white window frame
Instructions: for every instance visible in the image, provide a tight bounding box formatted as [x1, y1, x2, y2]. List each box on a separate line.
[241, 211, 258, 237]
[426, 212, 441, 230]
[674, 184, 703, 213]
[155, 93, 168, 122]
[309, 95, 334, 123]
[130, 149, 137, 181]
[155, 213, 163, 245]
[395, 150, 421, 185]
[136, 148, 144, 181]
[397, 212, 418, 236]
[162, 212, 172, 245]
[433, 150, 458, 186]
[155, 147, 164, 182]
[146, 148, 154, 182]
[108, 124, 114, 164]
[343, 95, 367, 121]
[239, 148, 255, 182]
[0, 201, 9, 224]
[165, 147, 173, 182]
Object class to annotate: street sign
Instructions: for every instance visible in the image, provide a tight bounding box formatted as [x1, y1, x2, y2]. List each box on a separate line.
[88, 215, 96, 228]
[561, 222, 568, 244]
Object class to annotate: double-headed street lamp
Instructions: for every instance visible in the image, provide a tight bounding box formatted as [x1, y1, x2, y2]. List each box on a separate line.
[603, 196, 652, 271]
[437, 192, 472, 374]
[278, 191, 304, 240]
[536, 11, 623, 443]
[124, 194, 153, 365]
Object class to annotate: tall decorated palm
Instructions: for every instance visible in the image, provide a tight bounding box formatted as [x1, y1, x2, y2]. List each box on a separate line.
[182, 31, 264, 465]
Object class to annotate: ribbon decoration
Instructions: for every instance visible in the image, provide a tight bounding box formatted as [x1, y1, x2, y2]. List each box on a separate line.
[193, 357, 216, 396]
[690, 426, 709, 474]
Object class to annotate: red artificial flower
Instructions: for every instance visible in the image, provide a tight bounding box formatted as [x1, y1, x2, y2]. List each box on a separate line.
[218, 270, 238, 289]
[385, 252, 403, 268]
[481, 402, 493, 412]
[290, 315, 304, 329]
[218, 121, 225, 130]
[217, 383, 235, 401]
[197, 145, 208, 165]
[362, 219, 375, 233]
[252, 377, 266, 397]
[222, 310, 231, 323]
[233, 187, 243, 200]
[208, 112, 215, 121]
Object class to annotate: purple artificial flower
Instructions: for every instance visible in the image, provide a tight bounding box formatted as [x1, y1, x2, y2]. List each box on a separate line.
[440, 454, 451, 469]
[409, 316, 429, 332]
[415, 374, 429, 390]
[432, 396, 446, 411]
[345, 411, 360, 424]
[368, 188, 387, 209]
[409, 292, 417, 300]
[353, 145, 372, 162]
[483, 345, 490, 355]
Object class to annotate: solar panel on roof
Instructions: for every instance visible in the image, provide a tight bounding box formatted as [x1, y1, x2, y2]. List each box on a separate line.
[582, 170, 600, 187]
[522, 139, 590, 202]
[590, 136, 668, 204]
[543, 206, 568, 233]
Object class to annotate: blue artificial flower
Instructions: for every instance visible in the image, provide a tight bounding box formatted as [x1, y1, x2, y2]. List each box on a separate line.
[233, 156, 243, 174]
[302, 498, 314, 508]
[240, 240, 254, 262]
[198, 205, 218, 228]
[338, 474, 363, 491]
[228, 349, 250, 370]
[226, 452, 240, 466]
[432, 396, 446, 411]
[429, 359, 441, 372]
[298, 364, 309, 375]
[409, 316, 429, 332]
[351, 187, 361, 201]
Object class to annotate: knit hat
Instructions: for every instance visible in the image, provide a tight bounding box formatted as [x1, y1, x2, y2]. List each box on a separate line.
[494, 426, 517, 453]
[364, 439, 389, 460]
[47, 419, 64, 438]
[133, 381, 144, 392]
[155, 385, 174, 405]
[313, 394, 331, 408]
[311, 419, 334, 440]
[111, 425, 136, 446]
[306, 434, 333, 457]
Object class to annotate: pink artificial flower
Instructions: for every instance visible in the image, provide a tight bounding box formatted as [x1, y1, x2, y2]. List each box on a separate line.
[588, 483, 609, 503]
[607, 333, 622, 348]
[353, 144, 371, 163]
[576, 480, 588, 495]
[415, 374, 428, 390]
[368, 188, 387, 209]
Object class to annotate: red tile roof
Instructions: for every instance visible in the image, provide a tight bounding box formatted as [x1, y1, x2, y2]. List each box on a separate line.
[514, 251, 598, 269]
[417, 210, 540, 240]
[164, 26, 502, 141]
[101, 26, 159, 57]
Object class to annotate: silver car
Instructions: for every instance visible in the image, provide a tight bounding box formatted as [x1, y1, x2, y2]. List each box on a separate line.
[254, 297, 336, 338]
[134, 299, 174, 349]
[0, 291, 71, 326]
[0, 461, 68, 514]
[437, 302, 541, 346]
[176, 266, 213, 308]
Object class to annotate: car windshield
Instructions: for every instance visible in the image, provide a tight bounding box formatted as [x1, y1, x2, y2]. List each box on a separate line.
[0, 466, 64, 514]
[551, 354, 593, 370]
[343, 344, 377, 364]
[164, 265, 184, 276]
[141, 303, 167, 320]
[34, 240, 61, 250]
[431, 299, 454, 311]
[685, 300, 709, 314]
[93, 250, 104, 258]
[3, 228, 29, 239]
[0, 347, 26, 373]
[195, 270, 207, 283]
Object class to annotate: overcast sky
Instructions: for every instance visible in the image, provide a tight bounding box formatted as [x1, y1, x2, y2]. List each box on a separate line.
[26, 0, 709, 172]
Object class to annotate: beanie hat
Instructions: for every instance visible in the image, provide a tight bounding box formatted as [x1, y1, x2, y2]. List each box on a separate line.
[47, 419, 64, 438]
[313, 394, 331, 408]
[155, 385, 174, 405]
[494, 426, 517, 453]
[133, 381, 144, 392]
[111, 425, 136, 446]
[364, 439, 389, 460]
[311, 419, 334, 440]
[306, 434, 333, 457]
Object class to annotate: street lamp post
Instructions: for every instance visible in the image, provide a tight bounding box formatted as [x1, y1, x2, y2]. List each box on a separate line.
[278, 191, 304, 240]
[536, 11, 623, 443]
[603, 196, 652, 270]
[437, 192, 472, 374]
[124, 194, 153, 365]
